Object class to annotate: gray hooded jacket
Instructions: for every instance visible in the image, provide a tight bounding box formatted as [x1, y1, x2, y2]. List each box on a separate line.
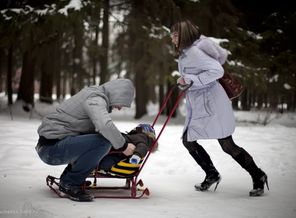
[37, 79, 135, 149]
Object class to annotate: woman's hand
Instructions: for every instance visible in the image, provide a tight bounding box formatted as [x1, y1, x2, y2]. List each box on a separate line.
[177, 77, 186, 85]
[123, 143, 136, 156]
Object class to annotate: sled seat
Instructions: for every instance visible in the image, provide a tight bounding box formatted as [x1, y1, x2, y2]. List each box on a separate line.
[84, 158, 150, 198]
[96, 158, 142, 177]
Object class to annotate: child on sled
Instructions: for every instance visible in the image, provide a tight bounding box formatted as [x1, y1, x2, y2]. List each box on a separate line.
[98, 123, 157, 176]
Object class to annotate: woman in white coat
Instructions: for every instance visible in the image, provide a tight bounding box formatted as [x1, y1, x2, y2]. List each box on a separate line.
[171, 20, 268, 196]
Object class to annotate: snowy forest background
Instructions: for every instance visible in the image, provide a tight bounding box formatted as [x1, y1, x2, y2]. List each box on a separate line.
[0, 0, 295, 118]
[0, 1, 296, 218]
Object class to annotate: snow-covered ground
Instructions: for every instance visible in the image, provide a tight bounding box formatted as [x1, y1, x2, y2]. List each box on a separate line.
[0, 103, 296, 218]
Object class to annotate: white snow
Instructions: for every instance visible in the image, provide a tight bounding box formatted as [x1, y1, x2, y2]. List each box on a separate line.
[284, 83, 292, 90]
[58, 0, 83, 16]
[228, 60, 245, 67]
[0, 103, 296, 218]
[246, 31, 263, 40]
[277, 29, 283, 34]
[171, 70, 180, 77]
[209, 37, 229, 45]
[269, 74, 279, 83]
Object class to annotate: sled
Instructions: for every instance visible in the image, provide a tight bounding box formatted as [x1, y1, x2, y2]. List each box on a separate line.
[46, 82, 192, 199]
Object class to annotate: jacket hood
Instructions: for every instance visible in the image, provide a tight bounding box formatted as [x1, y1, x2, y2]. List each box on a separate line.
[102, 79, 135, 107]
[181, 35, 227, 65]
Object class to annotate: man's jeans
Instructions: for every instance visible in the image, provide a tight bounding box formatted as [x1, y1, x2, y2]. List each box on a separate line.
[36, 134, 111, 186]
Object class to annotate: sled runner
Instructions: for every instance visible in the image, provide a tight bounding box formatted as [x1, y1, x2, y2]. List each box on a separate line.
[46, 82, 192, 199]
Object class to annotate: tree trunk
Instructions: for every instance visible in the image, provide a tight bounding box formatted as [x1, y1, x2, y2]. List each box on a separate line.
[166, 80, 178, 117]
[7, 45, 13, 105]
[71, 19, 84, 95]
[133, 52, 148, 119]
[39, 45, 53, 103]
[133, 43, 148, 118]
[0, 49, 3, 93]
[241, 89, 250, 110]
[135, 72, 148, 119]
[292, 90, 296, 111]
[62, 71, 67, 99]
[159, 84, 164, 115]
[93, 25, 99, 85]
[100, 0, 109, 84]
[129, 0, 148, 119]
[159, 74, 165, 115]
[17, 50, 35, 106]
[268, 94, 278, 110]
[55, 42, 61, 101]
[257, 94, 263, 109]
[232, 98, 239, 110]
[250, 91, 255, 109]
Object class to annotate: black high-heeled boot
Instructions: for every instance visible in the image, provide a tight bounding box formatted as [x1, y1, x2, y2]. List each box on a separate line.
[195, 169, 221, 191]
[188, 149, 221, 191]
[249, 168, 269, 197]
[183, 134, 222, 192]
[233, 152, 269, 196]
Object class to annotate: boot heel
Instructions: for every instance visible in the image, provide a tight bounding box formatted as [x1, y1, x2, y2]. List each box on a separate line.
[214, 177, 221, 191]
[264, 175, 269, 190]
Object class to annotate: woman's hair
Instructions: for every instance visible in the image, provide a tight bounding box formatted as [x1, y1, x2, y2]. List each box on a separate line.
[170, 19, 201, 54]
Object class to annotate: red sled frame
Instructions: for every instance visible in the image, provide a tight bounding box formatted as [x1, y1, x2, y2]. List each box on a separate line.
[46, 82, 192, 199]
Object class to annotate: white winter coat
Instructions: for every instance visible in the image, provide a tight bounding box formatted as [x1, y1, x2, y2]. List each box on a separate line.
[178, 36, 235, 141]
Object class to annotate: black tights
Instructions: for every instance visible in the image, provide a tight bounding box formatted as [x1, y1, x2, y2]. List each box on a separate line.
[182, 133, 258, 177]
[217, 136, 253, 166]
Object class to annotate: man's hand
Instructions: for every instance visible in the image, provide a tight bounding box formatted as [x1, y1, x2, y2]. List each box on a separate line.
[123, 143, 136, 156]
